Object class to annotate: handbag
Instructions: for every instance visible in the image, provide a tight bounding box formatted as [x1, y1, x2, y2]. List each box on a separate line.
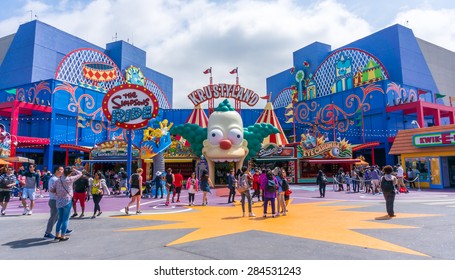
[285, 189, 292, 195]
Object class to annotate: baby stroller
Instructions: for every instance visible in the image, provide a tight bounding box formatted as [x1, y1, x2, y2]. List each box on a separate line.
[112, 178, 121, 195]
[143, 180, 153, 198]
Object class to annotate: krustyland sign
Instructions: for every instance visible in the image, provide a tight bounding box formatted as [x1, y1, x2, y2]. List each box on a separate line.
[102, 84, 159, 130]
[188, 84, 260, 106]
[413, 131, 455, 147]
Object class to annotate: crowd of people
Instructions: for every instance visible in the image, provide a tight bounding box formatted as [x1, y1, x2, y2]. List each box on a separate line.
[0, 161, 423, 242]
[317, 164, 420, 196]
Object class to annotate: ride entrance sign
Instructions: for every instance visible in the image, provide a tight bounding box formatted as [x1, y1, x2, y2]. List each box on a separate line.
[102, 84, 160, 189]
[102, 84, 159, 129]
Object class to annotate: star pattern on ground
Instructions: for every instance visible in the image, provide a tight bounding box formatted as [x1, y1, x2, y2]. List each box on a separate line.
[115, 201, 437, 256]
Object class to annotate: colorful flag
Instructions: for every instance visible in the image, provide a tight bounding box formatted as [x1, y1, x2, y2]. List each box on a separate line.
[435, 93, 446, 99]
[417, 89, 428, 95]
[229, 68, 238, 74]
[5, 88, 16, 95]
[260, 94, 270, 100]
[203, 68, 211, 74]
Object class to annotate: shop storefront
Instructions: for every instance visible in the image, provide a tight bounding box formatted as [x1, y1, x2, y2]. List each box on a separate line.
[253, 143, 297, 183]
[390, 124, 455, 189]
[296, 135, 360, 183]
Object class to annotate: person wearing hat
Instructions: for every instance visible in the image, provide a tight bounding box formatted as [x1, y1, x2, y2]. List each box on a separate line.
[153, 171, 163, 199]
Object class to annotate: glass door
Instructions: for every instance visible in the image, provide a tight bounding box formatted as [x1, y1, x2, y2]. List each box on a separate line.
[429, 157, 442, 189]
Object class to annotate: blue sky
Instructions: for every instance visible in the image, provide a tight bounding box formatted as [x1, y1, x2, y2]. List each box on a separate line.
[1, 0, 454, 108]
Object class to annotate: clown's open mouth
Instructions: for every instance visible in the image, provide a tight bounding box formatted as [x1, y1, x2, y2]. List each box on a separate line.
[210, 158, 242, 162]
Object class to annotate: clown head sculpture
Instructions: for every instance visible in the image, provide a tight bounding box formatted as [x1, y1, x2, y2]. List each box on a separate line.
[170, 99, 280, 185]
[202, 100, 249, 178]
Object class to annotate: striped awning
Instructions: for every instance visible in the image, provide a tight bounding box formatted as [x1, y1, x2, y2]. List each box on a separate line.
[176, 104, 208, 146]
[255, 102, 289, 146]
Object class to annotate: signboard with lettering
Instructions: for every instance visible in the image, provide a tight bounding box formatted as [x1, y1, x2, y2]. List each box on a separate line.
[257, 143, 294, 158]
[90, 140, 139, 159]
[413, 131, 455, 147]
[102, 84, 159, 129]
[297, 134, 352, 159]
[188, 83, 260, 107]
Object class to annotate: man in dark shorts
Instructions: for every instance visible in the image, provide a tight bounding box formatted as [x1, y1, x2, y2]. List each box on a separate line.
[71, 171, 90, 218]
[165, 168, 175, 206]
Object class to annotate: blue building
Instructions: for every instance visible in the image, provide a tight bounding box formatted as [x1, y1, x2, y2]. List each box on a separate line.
[266, 24, 455, 184]
[1, 21, 455, 187]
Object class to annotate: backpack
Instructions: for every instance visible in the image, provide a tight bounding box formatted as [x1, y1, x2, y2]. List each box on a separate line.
[236, 174, 249, 193]
[322, 175, 328, 184]
[266, 179, 276, 193]
[381, 177, 395, 192]
[280, 178, 289, 192]
[131, 173, 140, 187]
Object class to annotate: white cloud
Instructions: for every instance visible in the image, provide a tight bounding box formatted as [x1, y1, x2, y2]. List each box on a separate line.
[4, 1, 454, 109]
[392, 6, 455, 51]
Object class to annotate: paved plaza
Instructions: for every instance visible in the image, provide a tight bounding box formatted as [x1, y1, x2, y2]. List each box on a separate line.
[1, 186, 455, 260]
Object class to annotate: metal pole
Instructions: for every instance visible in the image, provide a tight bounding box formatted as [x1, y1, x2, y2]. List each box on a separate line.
[126, 129, 132, 193]
[417, 175, 421, 192]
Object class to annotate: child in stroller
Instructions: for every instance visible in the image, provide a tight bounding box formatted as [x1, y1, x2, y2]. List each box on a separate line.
[112, 178, 121, 195]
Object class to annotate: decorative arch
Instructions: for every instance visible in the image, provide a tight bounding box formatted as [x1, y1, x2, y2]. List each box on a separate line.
[312, 48, 389, 97]
[145, 78, 171, 109]
[54, 48, 125, 91]
[273, 87, 293, 109]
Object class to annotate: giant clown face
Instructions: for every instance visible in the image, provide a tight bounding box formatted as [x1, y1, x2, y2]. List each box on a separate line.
[202, 104, 249, 176]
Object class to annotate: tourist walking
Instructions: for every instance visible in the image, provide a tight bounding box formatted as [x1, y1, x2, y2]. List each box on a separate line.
[261, 169, 278, 218]
[71, 171, 90, 218]
[124, 168, 144, 214]
[50, 167, 82, 241]
[186, 172, 198, 206]
[90, 171, 108, 218]
[0, 167, 17, 215]
[237, 166, 255, 217]
[21, 164, 40, 215]
[165, 168, 175, 206]
[251, 168, 261, 202]
[227, 169, 236, 203]
[172, 169, 183, 203]
[153, 171, 164, 198]
[316, 170, 328, 198]
[375, 165, 398, 220]
[43, 166, 65, 240]
[276, 168, 288, 216]
[199, 169, 213, 206]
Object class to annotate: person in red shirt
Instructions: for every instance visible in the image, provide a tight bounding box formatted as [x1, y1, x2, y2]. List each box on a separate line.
[172, 169, 184, 203]
[252, 168, 261, 202]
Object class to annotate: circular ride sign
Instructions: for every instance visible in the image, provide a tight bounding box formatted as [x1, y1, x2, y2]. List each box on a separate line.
[102, 84, 159, 129]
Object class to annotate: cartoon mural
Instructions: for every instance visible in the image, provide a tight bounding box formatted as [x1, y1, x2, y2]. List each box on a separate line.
[298, 132, 352, 159]
[171, 99, 279, 183]
[140, 119, 173, 159]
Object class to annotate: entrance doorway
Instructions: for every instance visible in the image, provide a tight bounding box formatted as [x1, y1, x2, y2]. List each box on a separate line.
[214, 162, 235, 185]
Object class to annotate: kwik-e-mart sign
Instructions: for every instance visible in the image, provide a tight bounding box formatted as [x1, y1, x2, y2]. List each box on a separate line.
[413, 131, 455, 147]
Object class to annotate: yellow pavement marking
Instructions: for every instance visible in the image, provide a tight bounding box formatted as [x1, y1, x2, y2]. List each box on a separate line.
[115, 200, 437, 256]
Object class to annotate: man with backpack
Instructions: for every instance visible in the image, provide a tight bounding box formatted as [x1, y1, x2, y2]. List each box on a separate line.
[71, 171, 90, 218]
[237, 166, 255, 217]
[0, 167, 17, 215]
[375, 165, 398, 220]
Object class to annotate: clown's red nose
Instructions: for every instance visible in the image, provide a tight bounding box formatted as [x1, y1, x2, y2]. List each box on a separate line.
[219, 139, 232, 150]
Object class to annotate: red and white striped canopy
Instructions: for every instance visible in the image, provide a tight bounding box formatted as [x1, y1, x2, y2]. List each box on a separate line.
[255, 102, 288, 146]
[176, 105, 208, 146]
